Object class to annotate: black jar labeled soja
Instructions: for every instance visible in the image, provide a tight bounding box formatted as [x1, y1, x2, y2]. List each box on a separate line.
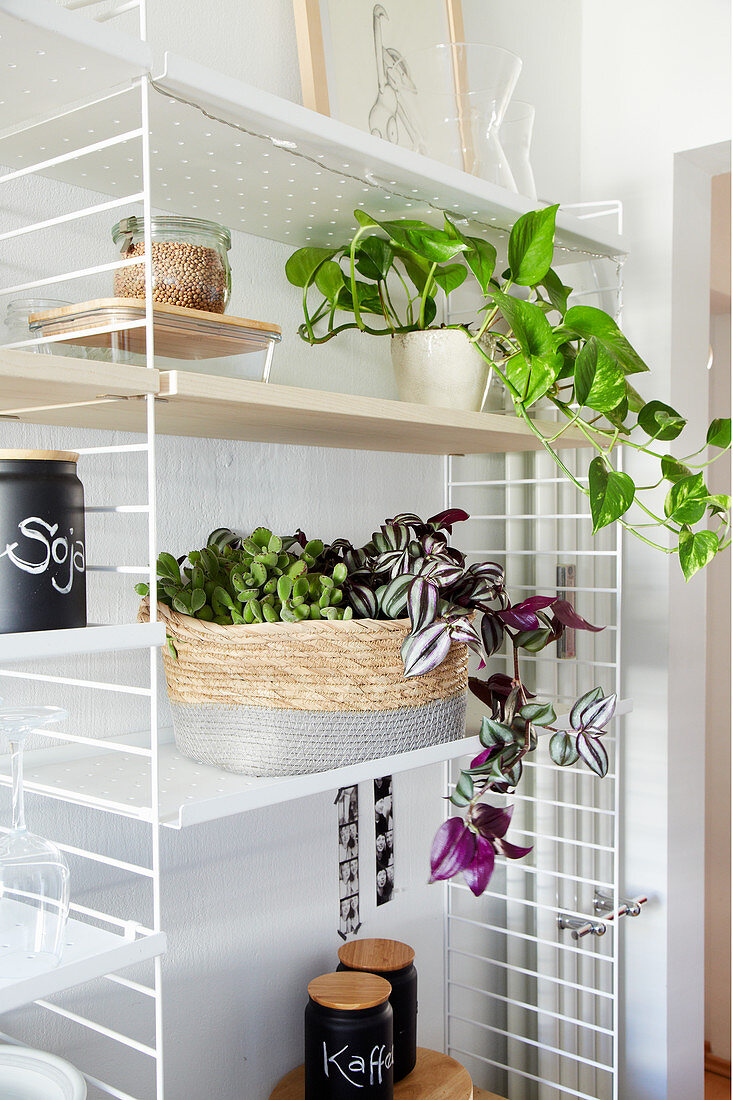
[305, 972, 394, 1099]
[0, 450, 86, 633]
[338, 938, 417, 1081]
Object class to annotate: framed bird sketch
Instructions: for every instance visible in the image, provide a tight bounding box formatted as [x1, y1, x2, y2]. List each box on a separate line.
[294, 0, 466, 150]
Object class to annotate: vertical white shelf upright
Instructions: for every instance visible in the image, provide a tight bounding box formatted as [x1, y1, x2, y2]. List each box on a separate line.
[0, 2, 627, 1098]
[0, 3, 167, 1098]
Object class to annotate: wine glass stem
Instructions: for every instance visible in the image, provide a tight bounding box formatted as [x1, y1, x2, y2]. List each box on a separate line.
[10, 739, 26, 833]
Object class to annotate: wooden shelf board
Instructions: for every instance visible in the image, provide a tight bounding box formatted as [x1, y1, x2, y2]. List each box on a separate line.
[157, 371, 592, 454]
[0, 353, 593, 455]
[0, 349, 157, 414]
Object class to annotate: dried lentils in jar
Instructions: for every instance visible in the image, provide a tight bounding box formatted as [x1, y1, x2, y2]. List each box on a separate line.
[111, 216, 232, 314]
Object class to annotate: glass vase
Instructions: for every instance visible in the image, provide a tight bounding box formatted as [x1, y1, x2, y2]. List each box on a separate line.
[500, 100, 538, 199]
[399, 43, 522, 187]
[0, 705, 70, 977]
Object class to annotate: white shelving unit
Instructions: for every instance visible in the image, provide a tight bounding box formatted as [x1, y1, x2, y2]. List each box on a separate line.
[0, 903, 166, 1016]
[0, 2, 628, 1098]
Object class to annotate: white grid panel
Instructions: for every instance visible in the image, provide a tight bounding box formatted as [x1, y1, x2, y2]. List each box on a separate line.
[443, 247, 624, 1100]
[0, 18, 166, 1093]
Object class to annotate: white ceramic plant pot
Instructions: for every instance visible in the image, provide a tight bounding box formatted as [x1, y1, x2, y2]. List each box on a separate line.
[391, 329, 494, 412]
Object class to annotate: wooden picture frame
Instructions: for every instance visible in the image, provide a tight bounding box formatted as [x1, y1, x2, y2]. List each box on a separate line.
[293, 0, 471, 169]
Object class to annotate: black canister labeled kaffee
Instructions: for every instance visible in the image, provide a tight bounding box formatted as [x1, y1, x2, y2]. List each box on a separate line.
[305, 972, 394, 1099]
[0, 450, 86, 634]
[338, 938, 417, 1081]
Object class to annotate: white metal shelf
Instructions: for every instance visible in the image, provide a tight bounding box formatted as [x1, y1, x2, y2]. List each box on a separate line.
[3, 729, 478, 828]
[0, 0, 151, 134]
[0, 622, 164, 664]
[0, 702, 632, 829]
[0, 45, 627, 261]
[0, 899, 166, 1015]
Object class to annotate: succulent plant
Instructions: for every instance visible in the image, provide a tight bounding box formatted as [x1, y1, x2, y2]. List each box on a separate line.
[134, 526, 353, 626]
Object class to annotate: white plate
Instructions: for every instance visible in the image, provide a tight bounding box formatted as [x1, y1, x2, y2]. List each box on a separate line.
[0, 1046, 87, 1099]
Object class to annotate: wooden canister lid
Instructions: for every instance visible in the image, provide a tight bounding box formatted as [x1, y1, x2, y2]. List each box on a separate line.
[338, 938, 415, 973]
[308, 972, 392, 1011]
[0, 449, 79, 463]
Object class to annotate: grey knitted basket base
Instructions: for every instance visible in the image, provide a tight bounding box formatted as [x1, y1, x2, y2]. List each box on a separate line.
[170, 692, 468, 777]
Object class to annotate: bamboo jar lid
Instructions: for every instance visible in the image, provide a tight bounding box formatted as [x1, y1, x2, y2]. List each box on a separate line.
[338, 937, 415, 973]
[308, 971, 392, 1011]
[0, 450, 79, 463]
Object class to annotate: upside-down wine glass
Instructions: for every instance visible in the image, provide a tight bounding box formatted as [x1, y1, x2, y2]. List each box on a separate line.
[0, 705, 70, 977]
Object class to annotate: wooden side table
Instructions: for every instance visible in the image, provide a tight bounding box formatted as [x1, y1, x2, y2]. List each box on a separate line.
[269, 1046, 473, 1098]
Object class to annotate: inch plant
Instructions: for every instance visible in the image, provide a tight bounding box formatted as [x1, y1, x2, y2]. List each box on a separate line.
[286, 207, 731, 580]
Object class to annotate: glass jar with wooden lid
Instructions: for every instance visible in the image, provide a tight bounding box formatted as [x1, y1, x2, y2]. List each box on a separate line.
[305, 971, 394, 1099]
[337, 938, 417, 1081]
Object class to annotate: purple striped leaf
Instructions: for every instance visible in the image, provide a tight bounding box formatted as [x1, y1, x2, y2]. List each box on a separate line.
[470, 801, 513, 839]
[401, 621, 452, 677]
[448, 616, 482, 651]
[381, 523, 409, 550]
[348, 583, 379, 618]
[429, 818, 475, 881]
[498, 596, 556, 630]
[423, 532, 448, 555]
[468, 560, 505, 584]
[407, 576, 440, 632]
[463, 834, 496, 896]
[427, 507, 470, 532]
[580, 691, 617, 731]
[551, 599, 604, 632]
[496, 838, 534, 860]
[377, 574, 413, 618]
[576, 732, 609, 777]
[481, 613, 505, 657]
[549, 730, 579, 766]
[569, 686, 604, 730]
[419, 558, 465, 586]
[390, 512, 422, 527]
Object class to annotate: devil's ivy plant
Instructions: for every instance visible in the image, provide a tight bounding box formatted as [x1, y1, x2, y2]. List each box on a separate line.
[286, 207, 731, 580]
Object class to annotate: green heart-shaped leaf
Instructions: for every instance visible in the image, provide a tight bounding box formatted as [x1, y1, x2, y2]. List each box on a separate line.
[507, 204, 559, 286]
[285, 246, 339, 288]
[562, 305, 649, 375]
[664, 472, 708, 524]
[638, 400, 687, 441]
[661, 455, 693, 483]
[574, 336, 626, 411]
[588, 458, 635, 533]
[707, 417, 731, 449]
[678, 527, 719, 580]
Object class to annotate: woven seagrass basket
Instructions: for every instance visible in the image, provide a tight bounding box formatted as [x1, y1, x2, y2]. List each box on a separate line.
[141, 601, 468, 777]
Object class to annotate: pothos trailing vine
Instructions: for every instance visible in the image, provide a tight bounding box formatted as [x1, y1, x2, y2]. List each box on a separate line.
[287, 205, 731, 580]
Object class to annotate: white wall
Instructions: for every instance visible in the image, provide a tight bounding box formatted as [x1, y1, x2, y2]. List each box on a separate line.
[579, 4, 731, 1097]
[462, 0, 583, 203]
[705, 309, 731, 1062]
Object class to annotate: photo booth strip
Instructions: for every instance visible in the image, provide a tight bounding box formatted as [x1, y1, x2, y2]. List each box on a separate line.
[336, 784, 361, 939]
[374, 775, 394, 906]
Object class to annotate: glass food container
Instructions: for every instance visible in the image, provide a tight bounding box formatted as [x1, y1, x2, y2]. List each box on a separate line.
[111, 215, 232, 314]
[2, 298, 71, 354]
